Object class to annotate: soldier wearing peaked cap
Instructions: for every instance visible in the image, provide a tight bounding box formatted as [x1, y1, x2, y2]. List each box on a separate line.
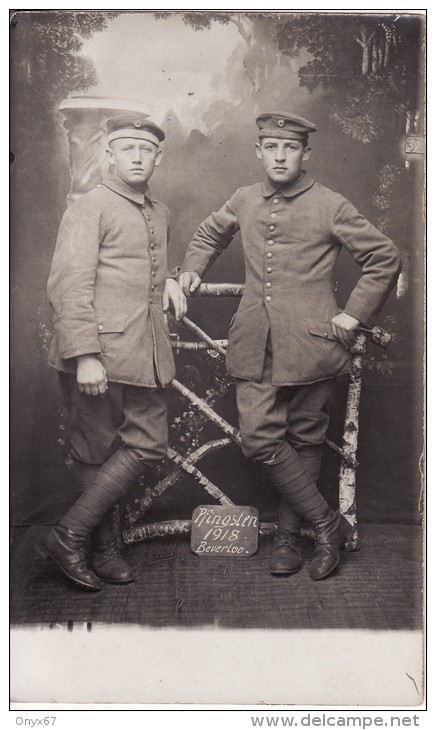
[106, 115, 166, 145]
[255, 111, 317, 138]
[35, 115, 187, 591]
[180, 111, 401, 580]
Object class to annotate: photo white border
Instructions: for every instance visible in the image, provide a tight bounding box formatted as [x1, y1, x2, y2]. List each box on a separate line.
[6, 3, 428, 723]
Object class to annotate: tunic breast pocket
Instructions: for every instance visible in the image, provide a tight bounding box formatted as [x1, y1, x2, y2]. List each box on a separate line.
[97, 316, 127, 355]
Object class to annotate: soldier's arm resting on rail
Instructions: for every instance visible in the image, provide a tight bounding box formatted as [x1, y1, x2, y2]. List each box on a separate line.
[180, 189, 242, 296]
[330, 311, 360, 348]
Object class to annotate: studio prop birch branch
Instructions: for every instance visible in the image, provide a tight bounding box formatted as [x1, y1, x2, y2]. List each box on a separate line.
[167, 447, 235, 506]
[325, 437, 359, 469]
[171, 378, 241, 445]
[181, 315, 227, 356]
[123, 519, 278, 544]
[124, 438, 233, 525]
[193, 283, 245, 297]
[339, 332, 368, 551]
[172, 339, 228, 352]
[122, 519, 319, 545]
[185, 438, 233, 464]
[364, 326, 391, 349]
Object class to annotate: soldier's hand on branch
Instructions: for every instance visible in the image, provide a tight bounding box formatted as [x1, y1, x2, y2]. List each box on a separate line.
[179, 271, 201, 296]
[331, 312, 360, 348]
[163, 278, 187, 321]
[76, 355, 108, 396]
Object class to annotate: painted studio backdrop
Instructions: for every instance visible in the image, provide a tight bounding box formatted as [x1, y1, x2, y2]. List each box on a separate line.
[10, 11, 424, 529]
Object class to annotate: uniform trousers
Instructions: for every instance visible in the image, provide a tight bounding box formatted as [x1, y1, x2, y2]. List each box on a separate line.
[59, 372, 169, 466]
[235, 336, 336, 529]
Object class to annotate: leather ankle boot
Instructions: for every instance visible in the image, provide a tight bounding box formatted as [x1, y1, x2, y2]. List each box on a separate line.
[91, 511, 136, 584]
[34, 525, 103, 591]
[309, 510, 352, 580]
[270, 527, 303, 575]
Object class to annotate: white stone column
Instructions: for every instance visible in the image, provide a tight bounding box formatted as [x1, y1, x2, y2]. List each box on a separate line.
[58, 96, 152, 203]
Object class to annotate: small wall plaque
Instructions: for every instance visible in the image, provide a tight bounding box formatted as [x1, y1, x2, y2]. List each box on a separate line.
[404, 135, 424, 154]
[191, 505, 259, 557]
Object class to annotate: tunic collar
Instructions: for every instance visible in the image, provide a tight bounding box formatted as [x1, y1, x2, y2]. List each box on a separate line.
[101, 173, 156, 206]
[261, 170, 315, 198]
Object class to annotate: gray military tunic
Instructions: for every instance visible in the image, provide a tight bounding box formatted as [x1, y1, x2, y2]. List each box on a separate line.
[181, 172, 401, 386]
[47, 173, 176, 388]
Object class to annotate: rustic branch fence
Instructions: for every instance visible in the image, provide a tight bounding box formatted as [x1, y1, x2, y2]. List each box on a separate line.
[122, 283, 392, 551]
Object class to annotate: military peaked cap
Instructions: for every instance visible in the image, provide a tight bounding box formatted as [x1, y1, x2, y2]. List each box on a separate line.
[256, 111, 317, 140]
[106, 115, 165, 146]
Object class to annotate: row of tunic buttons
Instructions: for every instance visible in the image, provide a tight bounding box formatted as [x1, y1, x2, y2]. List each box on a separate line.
[151, 246, 157, 299]
[146, 213, 155, 234]
[150, 251, 156, 300]
[146, 211, 157, 302]
[266, 198, 280, 302]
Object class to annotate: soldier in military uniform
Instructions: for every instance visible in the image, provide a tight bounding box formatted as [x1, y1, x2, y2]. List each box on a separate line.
[180, 112, 401, 580]
[35, 116, 187, 591]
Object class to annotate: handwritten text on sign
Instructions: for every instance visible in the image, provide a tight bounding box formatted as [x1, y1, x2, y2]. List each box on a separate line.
[191, 505, 259, 557]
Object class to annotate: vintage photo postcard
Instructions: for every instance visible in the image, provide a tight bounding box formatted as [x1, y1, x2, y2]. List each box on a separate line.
[9, 8, 425, 709]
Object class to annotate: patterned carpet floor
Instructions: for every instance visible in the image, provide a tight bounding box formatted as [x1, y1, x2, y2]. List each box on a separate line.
[10, 523, 422, 630]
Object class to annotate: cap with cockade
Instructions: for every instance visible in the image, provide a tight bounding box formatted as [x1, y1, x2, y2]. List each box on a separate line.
[256, 111, 317, 140]
[106, 115, 165, 146]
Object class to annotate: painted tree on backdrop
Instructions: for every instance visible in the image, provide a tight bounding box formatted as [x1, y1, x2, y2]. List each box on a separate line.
[277, 14, 422, 144]
[11, 11, 114, 193]
[276, 14, 424, 295]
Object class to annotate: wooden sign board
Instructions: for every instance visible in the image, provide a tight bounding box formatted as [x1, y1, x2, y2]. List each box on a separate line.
[191, 505, 259, 557]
